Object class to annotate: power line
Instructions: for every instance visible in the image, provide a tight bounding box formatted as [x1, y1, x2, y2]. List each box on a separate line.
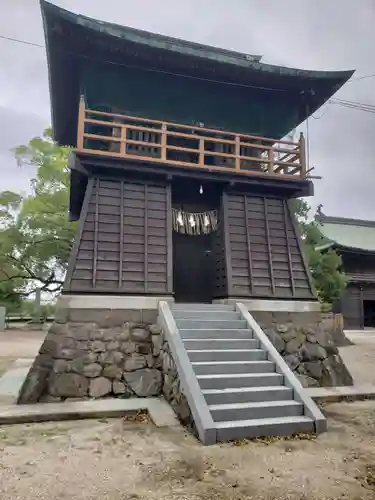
[348, 72, 375, 83]
[3, 31, 375, 86]
[3, 32, 375, 106]
[0, 34, 44, 48]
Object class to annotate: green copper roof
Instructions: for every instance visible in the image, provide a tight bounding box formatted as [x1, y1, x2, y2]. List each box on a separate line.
[317, 216, 375, 253]
[40, 1, 355, 146]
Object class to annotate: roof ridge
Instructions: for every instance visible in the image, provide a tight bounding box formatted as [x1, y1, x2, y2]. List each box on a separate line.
[317, 215, 375, 228]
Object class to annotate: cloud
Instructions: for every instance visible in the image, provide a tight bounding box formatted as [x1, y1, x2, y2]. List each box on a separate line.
[1, 0, 374, 218]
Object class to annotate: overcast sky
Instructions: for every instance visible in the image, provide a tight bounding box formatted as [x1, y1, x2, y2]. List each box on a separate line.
[1, 0, 374, 218]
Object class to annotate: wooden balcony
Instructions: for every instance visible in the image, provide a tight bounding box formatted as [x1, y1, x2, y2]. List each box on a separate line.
[76, 97, 308, 180]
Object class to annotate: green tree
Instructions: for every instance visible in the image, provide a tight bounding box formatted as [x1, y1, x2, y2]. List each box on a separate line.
[290, 199, 347, 306]
[0, 128, 76, 300]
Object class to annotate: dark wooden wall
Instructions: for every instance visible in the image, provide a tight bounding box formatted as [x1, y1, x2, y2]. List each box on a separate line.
[222, 192, 315, 300]
[64, 177, 172, 294]
[212, 203, 227, 298]
[339, 284, 362, 329]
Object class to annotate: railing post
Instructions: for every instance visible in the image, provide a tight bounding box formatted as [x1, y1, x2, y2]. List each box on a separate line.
[199, 138, 205, 166]
[161, 123, 167, 161]
[235, 135, 240, 170]
[77, 95, 85, 150]
[120, 125, 127, 155]
[268, 148, 274, 174]
[299, 132, 307, 178]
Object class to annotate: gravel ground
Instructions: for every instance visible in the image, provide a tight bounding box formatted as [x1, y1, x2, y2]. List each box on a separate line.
[0, 401, 375, 500]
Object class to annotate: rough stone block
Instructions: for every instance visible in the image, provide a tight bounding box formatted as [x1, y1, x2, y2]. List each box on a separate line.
[149, 324, 162, 335]
[70, 353, 98, 373]
[49, 373, 89, 398]
[121, 341, 137, 354]
[89, 377, 112, 398]
[124, 354, 147, 372]
[99, 351, 124, 366]
[53, 359, 70, 374]
[304, 361, 323, 379]
[284, 353, 300, 370]
[131, 325, 150, 342]
[124, 369, 162, 397]
[112, 381, 126, 394]
[103, 365, 122, 380]
[302, 343, 327, 361]
[82, 363, 102, 378]
[263, 329, 285, 353]
[90, 340, 106, 353]
[298, 374, 319, 388]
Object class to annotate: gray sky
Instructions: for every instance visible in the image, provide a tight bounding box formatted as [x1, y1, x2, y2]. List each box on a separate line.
[1, 0, 374, 218]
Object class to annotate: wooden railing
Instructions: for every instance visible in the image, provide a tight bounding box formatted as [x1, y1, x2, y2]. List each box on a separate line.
[77, 97, 307, 180]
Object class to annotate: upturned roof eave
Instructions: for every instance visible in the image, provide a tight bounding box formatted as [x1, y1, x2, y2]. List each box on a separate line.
[40, 0, 354, 84]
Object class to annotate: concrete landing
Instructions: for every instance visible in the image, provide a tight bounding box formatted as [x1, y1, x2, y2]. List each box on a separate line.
[0, 397, 180, 427]
[0, 359, 33, 404]
[307, 385, 375, 403]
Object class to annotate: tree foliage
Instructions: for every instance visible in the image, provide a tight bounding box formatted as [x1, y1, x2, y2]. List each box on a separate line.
[0, 129, 76, 305]
[290, 199, 347, 306]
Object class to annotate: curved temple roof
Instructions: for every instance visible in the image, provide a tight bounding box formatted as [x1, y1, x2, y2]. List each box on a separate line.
[317, 216, 375, 253]
[40, 0, 354, 145]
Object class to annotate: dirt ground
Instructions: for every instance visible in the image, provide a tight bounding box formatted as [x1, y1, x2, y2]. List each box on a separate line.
[0, 401, 374, 500]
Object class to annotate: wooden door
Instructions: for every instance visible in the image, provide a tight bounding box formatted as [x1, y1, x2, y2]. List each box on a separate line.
[173, 232, 213, 303]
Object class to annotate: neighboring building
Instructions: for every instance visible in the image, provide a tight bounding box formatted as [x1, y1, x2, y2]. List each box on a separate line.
[41, 1, 353, 304]
[318, 215, 375, 329]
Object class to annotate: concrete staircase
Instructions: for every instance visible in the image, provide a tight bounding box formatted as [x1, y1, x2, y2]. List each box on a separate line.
[167, 302, 326, 443]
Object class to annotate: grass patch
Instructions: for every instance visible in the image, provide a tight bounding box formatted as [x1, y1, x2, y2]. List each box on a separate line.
[230, 432, 317, 447]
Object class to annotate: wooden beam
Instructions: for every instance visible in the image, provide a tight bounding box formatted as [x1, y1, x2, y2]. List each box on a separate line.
[299, 132, 307, 178]
[166, 183, 173, 295]
[235, 136, 240, 170]
[119, 181, 124, 288]
[161, 123, 167, 161]
[222, 192, 234, 295]
[263, 197, 275, 295]
[283, 199, 295, 296]
[144, 184, 149, 293]
[92, 178, 100, 288]
[244, 196, 253, 294]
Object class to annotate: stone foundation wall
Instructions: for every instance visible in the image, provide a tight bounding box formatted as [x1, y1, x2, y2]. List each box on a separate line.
[18, 321, 164, 403]
[251, 311, 353, 387]
[159, 330, 195, 433]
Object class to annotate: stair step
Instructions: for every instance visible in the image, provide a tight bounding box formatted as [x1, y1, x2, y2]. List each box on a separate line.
[184, 339, 259, 350]
[176, 319, 248, 330]
[187, 349, 266, 362]
[215, 416, 314, 442]
[192, 360, 275, 375]
[202, 386, 293, 405]
[197, 372, 283, 390]
[209, 400, 303, 422]
[172, 310, 241, 320]
[180, 329, 253, 340]
[171, 303, 234, 311]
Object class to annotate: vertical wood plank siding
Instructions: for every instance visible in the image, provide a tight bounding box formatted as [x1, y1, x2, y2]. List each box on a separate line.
[212, 202, 228, 297]
[64, 177, 171, 294]
[224, 193, 315, 299]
